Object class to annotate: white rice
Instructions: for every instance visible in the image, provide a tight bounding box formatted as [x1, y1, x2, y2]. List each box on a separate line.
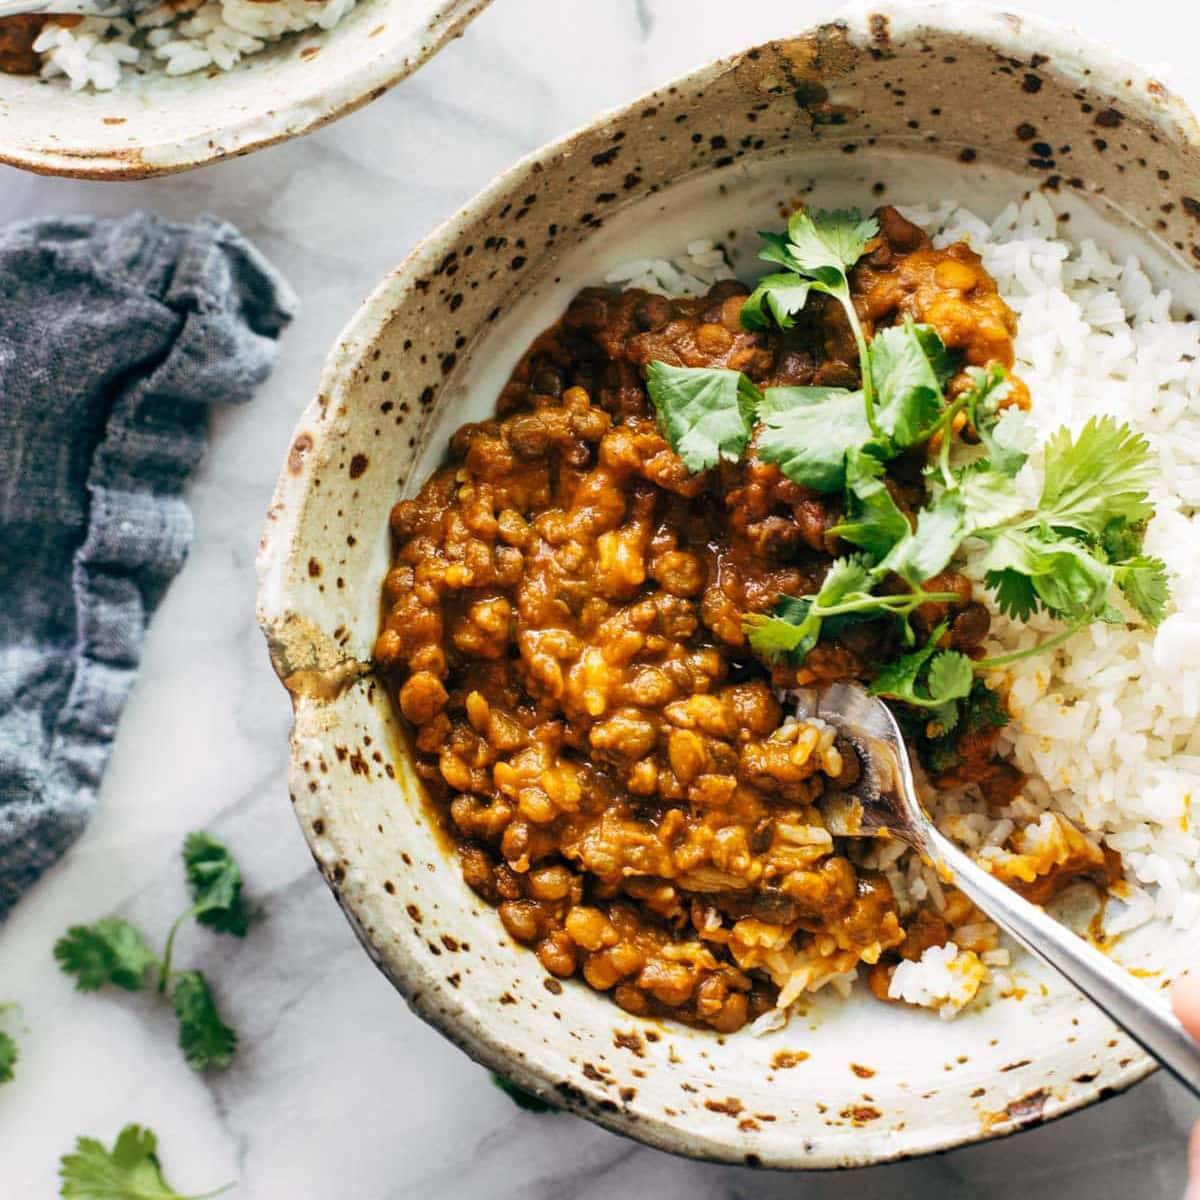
[604, 239, 736, 298]
[916, 193, 1200, 938]
[888, 942, 988, 1019]
[615, 193, 1200, 1016]
[33, 0, 356, 90]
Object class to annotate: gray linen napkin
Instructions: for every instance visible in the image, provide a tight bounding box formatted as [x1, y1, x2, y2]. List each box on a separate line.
[0, 211, 296, 920]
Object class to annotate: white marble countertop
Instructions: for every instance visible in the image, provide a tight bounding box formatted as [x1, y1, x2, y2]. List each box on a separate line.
[2, 1, 1199, 1196]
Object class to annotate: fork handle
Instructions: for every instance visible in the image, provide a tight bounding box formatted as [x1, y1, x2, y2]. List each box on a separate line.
[925, 825, 1200, 1099]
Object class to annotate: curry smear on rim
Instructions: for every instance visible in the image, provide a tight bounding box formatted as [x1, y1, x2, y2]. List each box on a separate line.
[374, 208, 1119, 1032]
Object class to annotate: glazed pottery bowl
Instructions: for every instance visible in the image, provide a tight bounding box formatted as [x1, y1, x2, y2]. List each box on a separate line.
[0, 0, 488, 178]
[257, 2, 1200, 1167]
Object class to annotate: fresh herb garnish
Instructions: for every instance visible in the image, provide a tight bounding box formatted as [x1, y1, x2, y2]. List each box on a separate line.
[183, 831, 249, 938]
[755, 385, 874, 493]
[744, 209, 882, 431]
[170, 971, 237, 1072]
[645, 207, 1170, 701]
[744, 556, 963, 661]
[0, 1029, 16, 1085]
[54, 832, 249, 1073]
[644, 361, 760, 473]
[59, 1123, 233, 1199]
[900, 678, 1010, 774]
[869, 622, 974, 735]
[827, 448, 910, 557]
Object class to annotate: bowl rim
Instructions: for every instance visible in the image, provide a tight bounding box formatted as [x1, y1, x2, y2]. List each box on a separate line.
[257, 0, 1200, 1167]
[0, 0, 491, 180]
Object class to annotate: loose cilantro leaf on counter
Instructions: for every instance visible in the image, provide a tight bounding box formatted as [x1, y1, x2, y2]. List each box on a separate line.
[0, 1030, 16, 1085]
[54, 832, 250, 1074]
[59, 1123, 233, 1200]
[171, 972, 237, 1072]
[183, 833, 249, 939]
[645, 361, 760, 472]
[869, 623, 974, 711]
[55, 920, 158, 994]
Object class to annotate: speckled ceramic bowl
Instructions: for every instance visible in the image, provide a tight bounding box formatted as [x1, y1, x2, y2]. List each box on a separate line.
[257, 3, 1200, 1167]
[0, 0, 488, 178]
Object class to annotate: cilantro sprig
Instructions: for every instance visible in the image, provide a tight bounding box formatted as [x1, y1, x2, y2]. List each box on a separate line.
[59, 1123, 233, 1200]
[869, 621, 974, 732]
[644, 360, 760, 472]
[0, 1006, 18, 1086]
[643, 206, 1171, 706]
[745, 556, 964, 662]
[744, 209, 883, 432]
[54, 832, 249, 1073]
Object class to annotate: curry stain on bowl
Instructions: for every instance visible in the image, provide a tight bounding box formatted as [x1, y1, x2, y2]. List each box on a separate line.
[0, 0, 490, 179]
[257, 1, 1200, 1167]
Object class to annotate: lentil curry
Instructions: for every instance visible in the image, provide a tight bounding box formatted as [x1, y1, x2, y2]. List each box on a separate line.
[375, 207, 1120, 1032]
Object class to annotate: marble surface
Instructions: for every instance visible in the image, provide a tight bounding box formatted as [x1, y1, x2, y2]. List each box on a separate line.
[2, 1, 1199, 1195]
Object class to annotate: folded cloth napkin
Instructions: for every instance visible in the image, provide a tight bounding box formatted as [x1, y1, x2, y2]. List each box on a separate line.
[0, 211, 296, 921]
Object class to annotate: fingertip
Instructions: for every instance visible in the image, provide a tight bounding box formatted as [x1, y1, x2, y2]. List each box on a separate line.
[1173, 973, 1200, 1037]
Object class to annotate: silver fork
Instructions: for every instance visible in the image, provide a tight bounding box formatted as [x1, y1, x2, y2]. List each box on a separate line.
[806, 678, 1200, 1098]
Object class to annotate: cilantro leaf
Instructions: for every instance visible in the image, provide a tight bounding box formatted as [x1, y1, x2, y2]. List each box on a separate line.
[979, 527, 1113, 621]
[911, 679, 1009, 775]
[881, 491, 967, 586]
[784, 208, 879, 284]
[1099, 517, 1146, 562]
[927, 652, 975, 705]
[954, 462, 1026, 530]
[740, 273, 814, 331]
[170, 971, 236, 1072]
[55, 920, 158, 993]
[984, 567, 1038, 620]
[1038, 416, 1155, 535]
[828, 447, 911, 557]
[869, 320, 947, 447]
[744, 594, 820, 662]
[645, 361, 760, 473]
[0, 1030, 16, 1085]
[962, 364, 1032, 477]
[1114, 554, 1170, 625]
[746, 210, 883, 438]
[756, 386, 875, 492]
[745, 556, 872, 662]
[183, 833, 248, 939]
[870, 623, 973, 709]
[59, 1123, 231, 1200]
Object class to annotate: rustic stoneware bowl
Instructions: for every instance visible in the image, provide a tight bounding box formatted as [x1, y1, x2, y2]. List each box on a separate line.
[0, 0, 488, 178]
[258, 2, 1200, 1167]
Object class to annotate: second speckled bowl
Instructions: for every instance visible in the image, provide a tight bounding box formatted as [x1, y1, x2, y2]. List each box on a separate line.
[257, 2, 1200, 1167]
[0, 0, 489, 178]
